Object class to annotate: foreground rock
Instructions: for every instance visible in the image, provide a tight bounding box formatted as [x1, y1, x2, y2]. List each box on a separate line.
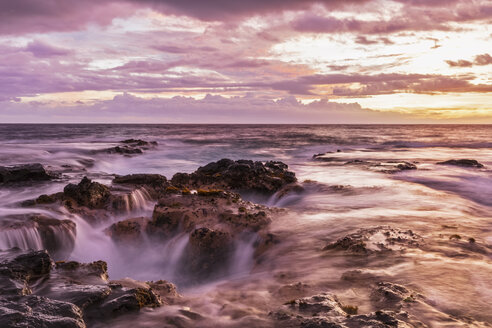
[0, 163, 55, 184]
[271, 279, 489, 328]
[0, 248, 167, 327]
[324, 226, 424, 255]
[171, 158, 297, 193]
[437, 159, 484, 168]
[0, 295, 86, 328]
[271, 291, 424, 327]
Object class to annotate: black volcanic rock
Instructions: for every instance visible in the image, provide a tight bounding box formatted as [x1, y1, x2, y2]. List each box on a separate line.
[180, 227, 234, 281]
[0, 163, 54, 183]
[324, 226, 423, 255]
[437, 159, 484, 168]
[0, 249, 167, 327]
[103, 139, 157, 156]
[0, 295, 86, 328]
[64, 177, 111, 209]
[113, 173, 168, 187]
[171, 158, 297, 193]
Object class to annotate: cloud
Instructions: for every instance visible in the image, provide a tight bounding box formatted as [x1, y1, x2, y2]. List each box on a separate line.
[25, 40, 72, 57]
[474, 53, 492, 65]
[0, 93, 403, 124]
[292, 1, 492, 35]
[0, 0, 136, 35]
[269, 73, 492, 96]
[446, 53, 492, 67]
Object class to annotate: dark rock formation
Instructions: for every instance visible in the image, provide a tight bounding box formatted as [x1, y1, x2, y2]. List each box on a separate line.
[112, 173, 169, 198]
[171, 158, 297, 193]
[437, 159, 484, 168]
[106, 217, 148, 245]
[371, 282, 420, 310]
[104, 139, 157, 156]
[64, 177, 111, 209]
[145, 192, 273, 239]
[313, 153, 418, 174]
[0, 249, 167, 327]
[0, 295, 86, 328]
[271, 292, 421, 328]
[324, 226, 424, 255]
[113, 173, 168, 188]
[0, 163, 55, 183]
[180, 227, 234, 281]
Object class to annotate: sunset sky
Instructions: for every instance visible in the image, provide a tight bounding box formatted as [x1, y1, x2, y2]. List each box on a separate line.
[0, 0, 491, 123]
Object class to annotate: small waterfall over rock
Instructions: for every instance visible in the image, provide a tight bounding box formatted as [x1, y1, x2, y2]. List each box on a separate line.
[0, 226, 44, 250]
[124, 187, 152, 212]
[0, 214, 76, 260]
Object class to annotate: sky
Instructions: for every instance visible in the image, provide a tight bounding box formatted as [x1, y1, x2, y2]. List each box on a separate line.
[0, 0, 491, 123]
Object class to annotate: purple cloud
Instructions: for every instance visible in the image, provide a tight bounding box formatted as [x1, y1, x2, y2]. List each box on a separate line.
[26, 40, 71, 57]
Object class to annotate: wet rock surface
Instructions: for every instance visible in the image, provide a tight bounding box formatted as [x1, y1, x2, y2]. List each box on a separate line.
[437, 159, 484, 168]
[324, 226, 424, 255]
[313, 153, 418, 174]
[0, 163, 56, 184]
[103, 139, 158, 155]
[0, 295, 86, 328]
[171, 158, 297, 193]
[64, 177, 111, 209]
[0, 248, 168, 327]
[180, 227, 234, 281]
[271, 291, 424, 328]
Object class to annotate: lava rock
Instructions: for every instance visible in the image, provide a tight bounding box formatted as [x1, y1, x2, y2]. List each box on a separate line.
[0, 163, 54, 183]
[371, 282, 420, 310]
[106, 217, 148, 245]
[0, 248, 52, 282]
[113, 174, 168, 188]
[437, 159, 484, 168]
[171, 158, 297, 193]
[324, 226, 424, 255]
[63, 177, 111, 209]
[0, 295, 86, 328]
[104, 139, 157, 156]
[180, 227, 234, 281]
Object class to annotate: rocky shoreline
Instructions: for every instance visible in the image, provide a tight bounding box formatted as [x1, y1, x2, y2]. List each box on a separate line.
[0, 150, 490, 327]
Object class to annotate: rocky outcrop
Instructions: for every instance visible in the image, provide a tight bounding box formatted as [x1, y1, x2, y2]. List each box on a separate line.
[171, 158, 297, 193]
[0, 248, 166, 327]
[106, 191, 276, 282]
[112, 173, 169, 199]
[0, 163, 55, 184]
[179, 227, 234, 281]
[113, 173, 168, 188]
[64, 177, 111, 209]
[371, 282, 421, 310]
[0, 295, 86, 328]
[437, 159, 484, 168]
[324, 226, 423, 255]
[271, 291, 423, 328]
[312, 153, 418, 174]
[105, 217, 148, 245]
[145, 191, 273, 239]
[104, 139, 157, 155]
